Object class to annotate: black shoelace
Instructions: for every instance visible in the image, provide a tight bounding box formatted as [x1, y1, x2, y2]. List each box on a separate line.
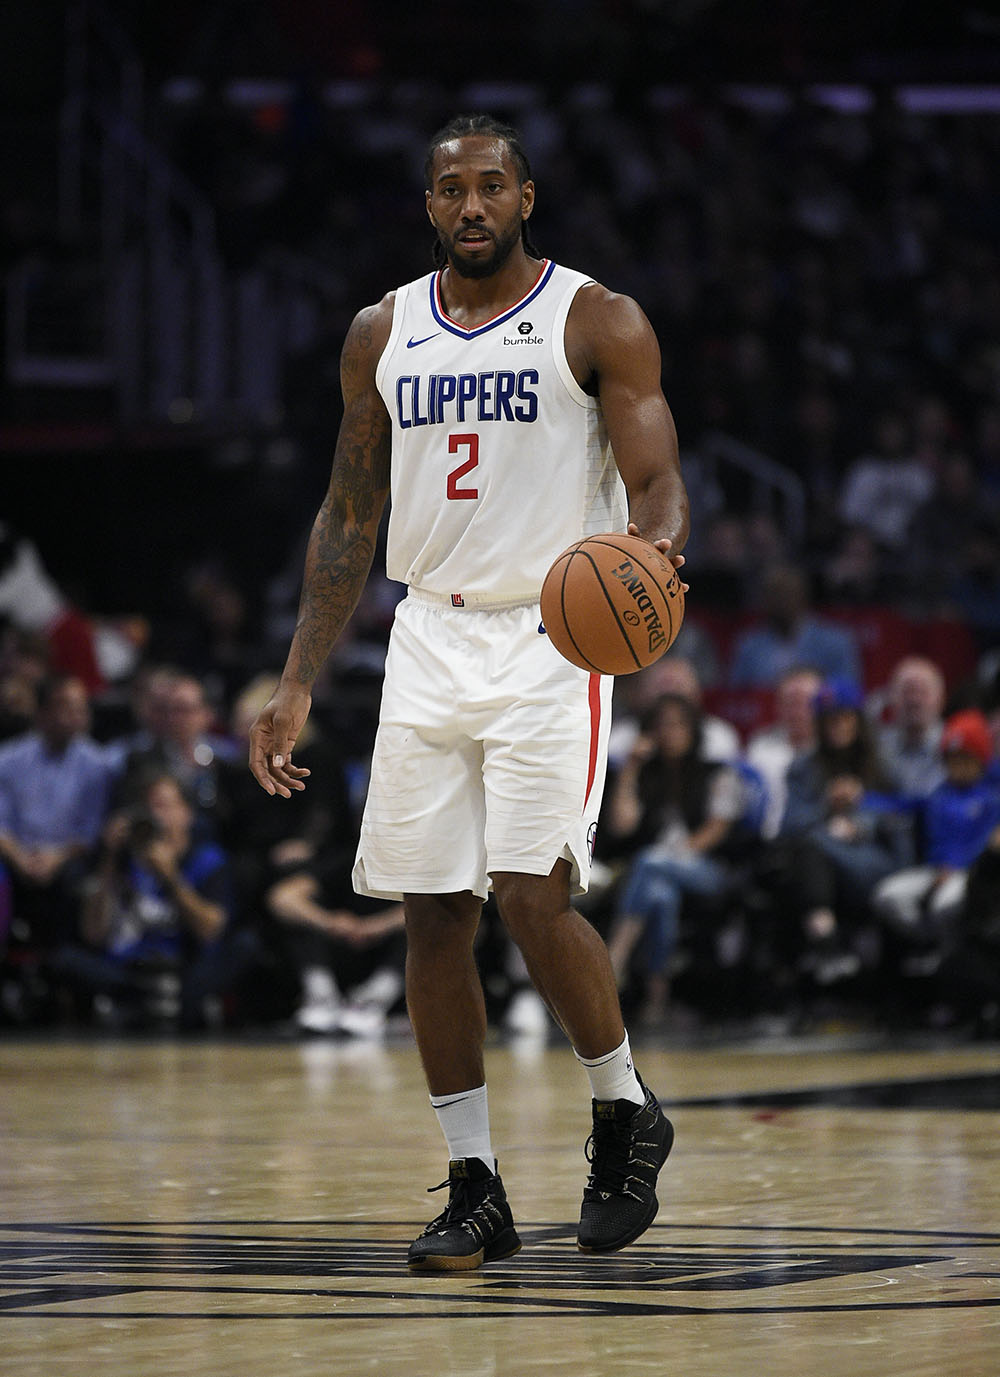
[585, 1117, 632, 1194]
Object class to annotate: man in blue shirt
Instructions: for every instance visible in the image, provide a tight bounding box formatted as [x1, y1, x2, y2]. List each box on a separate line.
[0, 674, 111, 952]
[729, 564, 862, 690]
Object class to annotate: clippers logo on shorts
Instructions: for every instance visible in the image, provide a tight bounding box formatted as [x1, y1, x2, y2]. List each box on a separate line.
[587, 821, 598, 862]
[451, 593, 465, 607]
[503, 319, 545, 347]
[610, 559, 669, 656]
[395, 371, 539, 428]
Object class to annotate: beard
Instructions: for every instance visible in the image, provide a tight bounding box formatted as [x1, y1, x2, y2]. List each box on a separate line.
[441, 218, 523, 279]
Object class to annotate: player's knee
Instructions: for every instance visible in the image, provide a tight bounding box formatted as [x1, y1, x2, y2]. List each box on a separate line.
[404, 891, 482, 947]
[493, 865, 572, 944]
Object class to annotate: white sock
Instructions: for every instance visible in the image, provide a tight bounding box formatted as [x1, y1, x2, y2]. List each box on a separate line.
[575, 1031, 644, 1105]
[429, 1084, 494, 1172]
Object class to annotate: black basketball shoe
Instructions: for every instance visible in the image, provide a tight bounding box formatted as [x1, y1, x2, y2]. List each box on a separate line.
[577, 1080, 674, 1253]
[407, 1157, 522, 1271]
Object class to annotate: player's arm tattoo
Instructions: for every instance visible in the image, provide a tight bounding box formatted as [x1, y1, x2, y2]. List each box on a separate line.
[286, 314, 391, 686]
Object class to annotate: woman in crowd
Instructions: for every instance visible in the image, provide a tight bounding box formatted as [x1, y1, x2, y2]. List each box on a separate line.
[601, 693, 749, 1025]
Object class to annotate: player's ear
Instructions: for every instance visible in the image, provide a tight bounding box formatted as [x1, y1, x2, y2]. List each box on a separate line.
[521, 179, 535, 221]
[425, 189, 435, 226]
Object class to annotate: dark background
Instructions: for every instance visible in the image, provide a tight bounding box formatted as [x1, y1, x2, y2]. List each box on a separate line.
[2, 1, 999, 693]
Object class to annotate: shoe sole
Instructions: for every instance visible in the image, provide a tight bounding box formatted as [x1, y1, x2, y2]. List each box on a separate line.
[407, 1229, 522, 1272]
[577, 1116, 675, 1254]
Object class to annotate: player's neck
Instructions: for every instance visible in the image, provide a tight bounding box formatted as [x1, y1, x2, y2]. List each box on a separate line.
[438, 250, 544, 328]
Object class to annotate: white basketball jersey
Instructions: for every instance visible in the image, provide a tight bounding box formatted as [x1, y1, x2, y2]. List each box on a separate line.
[374, 259, 628, 600]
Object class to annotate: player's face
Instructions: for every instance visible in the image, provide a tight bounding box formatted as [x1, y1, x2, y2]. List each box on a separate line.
[426, 136, 534, 279]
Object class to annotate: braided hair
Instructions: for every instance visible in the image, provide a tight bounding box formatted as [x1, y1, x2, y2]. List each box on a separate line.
[424, 113, 541, 267]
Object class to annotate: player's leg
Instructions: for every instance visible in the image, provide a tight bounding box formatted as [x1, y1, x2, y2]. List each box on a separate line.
[351, 597, 520, 1271]
[477, 606, 673, 1254]
[403, 889, 487, 1095]
[491, 862, 623, 1057]
[404, 888, 522, 1272]
[493, 864, 674, 1254]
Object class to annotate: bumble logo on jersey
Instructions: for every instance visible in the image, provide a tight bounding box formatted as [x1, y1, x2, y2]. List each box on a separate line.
[504, 319, 545, 346]
[395, 370, 539, 428]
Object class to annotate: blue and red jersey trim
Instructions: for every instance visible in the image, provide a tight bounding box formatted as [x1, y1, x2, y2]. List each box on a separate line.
[429, 259, 556, 339]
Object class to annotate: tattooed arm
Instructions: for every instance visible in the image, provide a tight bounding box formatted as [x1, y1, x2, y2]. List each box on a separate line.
[249, 298, 394, 796]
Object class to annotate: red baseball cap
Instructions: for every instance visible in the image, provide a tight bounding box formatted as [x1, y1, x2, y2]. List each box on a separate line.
[941, 709, 993, 765]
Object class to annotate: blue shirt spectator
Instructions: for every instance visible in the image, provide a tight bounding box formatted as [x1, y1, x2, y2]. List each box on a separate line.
[0, 675, 111, 867]
[0, 674, 112, 952]
[52, 772, 251, 1031]
[922, 777, 1000, 869]
[729, 565, 861, 690]
[0, 731, 110, 850]
[106, 836, 233, 965]
[872, 710, 1000, 946]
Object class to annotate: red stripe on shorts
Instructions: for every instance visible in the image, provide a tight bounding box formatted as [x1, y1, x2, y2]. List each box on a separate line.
[584, 673, 601, 810]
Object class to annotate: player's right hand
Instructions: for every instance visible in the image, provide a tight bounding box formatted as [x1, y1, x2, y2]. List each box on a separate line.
[248, 684, 313, 797]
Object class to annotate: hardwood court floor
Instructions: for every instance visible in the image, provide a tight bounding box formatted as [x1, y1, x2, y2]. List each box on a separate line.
[2, 1031, 998, 1376]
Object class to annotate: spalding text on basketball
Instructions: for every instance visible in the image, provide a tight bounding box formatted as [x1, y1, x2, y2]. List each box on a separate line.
[610, 559, 673, 654]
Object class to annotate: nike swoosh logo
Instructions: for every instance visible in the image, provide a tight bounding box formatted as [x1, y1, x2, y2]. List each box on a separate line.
[406, 333, 440, 348]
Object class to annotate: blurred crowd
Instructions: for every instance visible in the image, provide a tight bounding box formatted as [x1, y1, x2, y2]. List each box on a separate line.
[3, 79, 1000, 1038]
[2, 588, 999, 1040]
[156, 82, 1000, 613]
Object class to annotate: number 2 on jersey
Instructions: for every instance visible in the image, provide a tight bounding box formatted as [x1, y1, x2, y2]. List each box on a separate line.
[446, 433, 479, 500]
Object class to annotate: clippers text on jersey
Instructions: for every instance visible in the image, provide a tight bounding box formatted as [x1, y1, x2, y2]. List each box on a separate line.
[396, 370, 539, 429]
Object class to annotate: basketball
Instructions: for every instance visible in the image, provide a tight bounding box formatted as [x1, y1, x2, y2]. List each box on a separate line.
[540, 532, 685, 675]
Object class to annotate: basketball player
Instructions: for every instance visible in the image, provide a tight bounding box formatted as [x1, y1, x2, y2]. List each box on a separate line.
[249, 114, 689, 1271]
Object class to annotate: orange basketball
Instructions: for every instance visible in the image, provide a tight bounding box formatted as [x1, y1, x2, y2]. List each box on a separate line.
[540, 532, 685, 675]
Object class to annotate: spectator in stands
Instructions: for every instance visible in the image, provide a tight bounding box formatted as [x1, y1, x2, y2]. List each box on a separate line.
[745, 665, 824, 839]
[751, 678, 906, 985]
[904, 452, 981, 598]
[819, 526, 896, 606]
[265, 853, 406, 1037]
[0, 525, 143, 694]
[872, 710, 1000, 968]
[0, 625, 50, 697]
[779, 679, 890, 837]
[876, 656, 947, 802]
[837, 409, 936, 553]
[117, 673, 238, 822]
[657, 620, 724, 690]
[608, 654, 740, 772]
[52, 771, 253, 1029]
[601, 693, 748, 1026]
[0, 674, 112, 952]
[103, 664, 182, 775]
[728, 564, 862, 690]
[0, 670, 37, 743]
[0, 525, 104, 694]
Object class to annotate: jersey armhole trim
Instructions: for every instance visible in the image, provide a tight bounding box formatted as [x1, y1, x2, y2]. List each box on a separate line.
[553, 277, 599, 410]
[375, 284, 408, 395]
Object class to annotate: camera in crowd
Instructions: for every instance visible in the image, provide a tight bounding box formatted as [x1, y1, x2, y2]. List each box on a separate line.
[125, 808, 163, 851]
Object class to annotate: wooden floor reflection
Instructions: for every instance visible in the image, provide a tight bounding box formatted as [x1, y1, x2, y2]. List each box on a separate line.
[2, 1032, 998, 1376]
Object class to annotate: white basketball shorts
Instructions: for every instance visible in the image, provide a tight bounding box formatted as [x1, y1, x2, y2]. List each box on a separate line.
[352, 589, 613, 902]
